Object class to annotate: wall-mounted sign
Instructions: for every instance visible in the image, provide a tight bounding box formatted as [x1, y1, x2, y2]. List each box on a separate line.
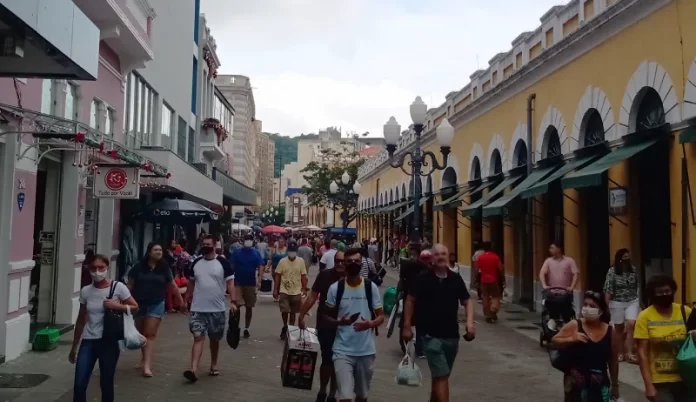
[78, 224, 84, 237]
[17, 178, 25, 189]
[41, 248, 54, 265]
[93, 167, 140, 199]
[39, 231, 55, 243]
[17, 192, 25, 211]
[608, 187, 627, 215]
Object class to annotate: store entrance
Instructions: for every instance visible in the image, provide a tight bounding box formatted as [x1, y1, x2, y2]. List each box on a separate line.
[583, 179, 610, 292]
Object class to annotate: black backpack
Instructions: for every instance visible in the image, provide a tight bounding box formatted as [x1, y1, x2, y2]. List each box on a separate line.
[335, 279, 378, 335]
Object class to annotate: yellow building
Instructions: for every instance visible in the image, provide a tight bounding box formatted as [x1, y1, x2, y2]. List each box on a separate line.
[356, 0, 696, 309]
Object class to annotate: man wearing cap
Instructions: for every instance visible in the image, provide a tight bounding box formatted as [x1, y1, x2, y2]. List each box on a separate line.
[274, 241, 308, 340]
[230, 234, 265, 338]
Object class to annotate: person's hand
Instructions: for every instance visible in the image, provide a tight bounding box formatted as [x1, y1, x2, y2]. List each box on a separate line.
[337, 314, 353, 326]
[273, 291, 279, 300]
[257, 280, 262, 290]
[645, 383, 657, 401]
[103, 299, 121, 310]
[298, 316, 306, 330]
[691, 329, 696, 340]
[611, 384, 619, 401]
[572, 331, 589, 344]
[402, 326, 414, 342]
[68, 347, 77, 364]
[229, 302, 238, 313]
[178, 303, 188, 314]
[353, 317, 373, 332]
[566, 287, 574, 293]
[503, 288, 509, 297]
[466, 322, 476, 338]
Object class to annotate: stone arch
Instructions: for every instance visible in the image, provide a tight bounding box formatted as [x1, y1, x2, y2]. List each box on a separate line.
[441, 167, 457, 190]
[487, 133, 508, 174]
[468, 143, 485, 181]
[619, 60, 680, 136]
[570, 86, 616, 151]
[509, 123, 528, 166]
[511, 139, 528, 168]
[536, 106, 569, 158]
[438, 154, 460, 189]
[685, 58, 696, 120]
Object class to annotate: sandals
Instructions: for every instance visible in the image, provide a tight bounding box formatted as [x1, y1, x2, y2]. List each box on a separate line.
[183, 370, 198, 383]
[209, 368, 220, 376]
[627, 354, 638, 364]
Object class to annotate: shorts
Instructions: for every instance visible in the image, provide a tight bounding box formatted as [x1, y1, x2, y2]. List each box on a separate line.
[317, 328, 336, 363]
[423, 335, 459, 378]
[236, 286, 257, 308]
[188, 311, 226, 341]
[480, 282, 502, 299]
[333, 354, 375, 400]
[609, 299, 640, 325]
[278, 294, 302, 313]
[654, 382, 694, 402]
[134, 300, 165, 319]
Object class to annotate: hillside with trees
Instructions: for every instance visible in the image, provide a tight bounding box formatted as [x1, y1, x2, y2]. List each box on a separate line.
[267, 132, 319, 177]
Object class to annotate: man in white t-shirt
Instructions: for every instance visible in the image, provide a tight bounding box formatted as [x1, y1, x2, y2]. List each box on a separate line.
[319, 239, 339, 271]
[183, 234, 236, 382]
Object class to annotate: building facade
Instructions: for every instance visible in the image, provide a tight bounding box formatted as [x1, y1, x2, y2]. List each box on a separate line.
[256, 132, 275, 208]
[356, 0, 696, 310]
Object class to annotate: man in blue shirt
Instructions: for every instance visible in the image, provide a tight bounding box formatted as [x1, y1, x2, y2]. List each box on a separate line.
[324, 248, 384, 402]
[230, 234, 264, 338]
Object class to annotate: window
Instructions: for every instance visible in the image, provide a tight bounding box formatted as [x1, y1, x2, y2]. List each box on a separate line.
[177, 117, 187, 158]
[187, 127, 195, 163]
[191, 57, 198, 114]
[90, 100, 98, 129]
[41, 80, 53, 114]
[105, 108, 114, 136]
[161, 103, 174, 149]
[124, 73, 156, 148]
[64, 83, 78, 120]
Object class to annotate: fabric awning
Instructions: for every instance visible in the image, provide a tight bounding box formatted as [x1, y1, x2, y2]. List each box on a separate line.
[433, 186, 470, 211]
[562, 139, 659, 190]
[481, 166, 559, 217]
[394, 197, 430, 222]
[520, 155, 599, 199]
[679, 127, 696, 144]
[462, 175, 523, 218]
[381, 200, 408, 213]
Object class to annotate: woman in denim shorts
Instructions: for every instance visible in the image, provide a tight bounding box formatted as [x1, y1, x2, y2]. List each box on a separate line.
[128, 242, 186, 377]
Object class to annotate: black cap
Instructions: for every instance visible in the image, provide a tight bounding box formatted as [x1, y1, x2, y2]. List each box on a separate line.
[287, 241, 299, 252]
[244, 234, 254, 241]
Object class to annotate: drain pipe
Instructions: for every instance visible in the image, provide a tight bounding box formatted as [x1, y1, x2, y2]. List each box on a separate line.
[525, 93, 536, 310]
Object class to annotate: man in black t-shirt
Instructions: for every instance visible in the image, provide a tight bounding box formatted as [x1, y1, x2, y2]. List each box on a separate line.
[403, 244, 475, 402]
[298, 251, 346, 402]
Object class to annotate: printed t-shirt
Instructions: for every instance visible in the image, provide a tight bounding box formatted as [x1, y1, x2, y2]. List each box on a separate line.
[275, 257, 307, 295]
[326, 279, 382, 356]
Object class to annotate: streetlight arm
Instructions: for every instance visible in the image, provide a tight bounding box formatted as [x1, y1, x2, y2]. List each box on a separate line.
[420, 147, 451, 176]
[388, 150, 416, 176]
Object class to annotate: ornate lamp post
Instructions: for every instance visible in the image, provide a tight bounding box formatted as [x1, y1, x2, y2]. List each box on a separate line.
[329, 171, 361, 232]
[384, 96, 454, 243]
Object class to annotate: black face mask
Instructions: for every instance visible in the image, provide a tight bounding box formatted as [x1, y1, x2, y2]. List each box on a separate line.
[653, 294, 674, 307]
[200, 246, 215, 255]
[346, 262, 361, 276]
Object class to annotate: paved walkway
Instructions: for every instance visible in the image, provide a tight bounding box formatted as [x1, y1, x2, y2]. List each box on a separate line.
[0, 267, 646, 401]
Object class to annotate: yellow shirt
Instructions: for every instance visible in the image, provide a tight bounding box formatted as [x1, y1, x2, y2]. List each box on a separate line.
[275, 257, 307, 296]
[634, 303, 692, 383]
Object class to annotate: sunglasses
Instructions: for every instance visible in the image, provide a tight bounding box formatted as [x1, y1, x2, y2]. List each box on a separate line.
[585, 290, 602, 299]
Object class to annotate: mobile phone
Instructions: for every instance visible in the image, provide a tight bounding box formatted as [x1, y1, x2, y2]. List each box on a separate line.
[350, 312, 361, 323]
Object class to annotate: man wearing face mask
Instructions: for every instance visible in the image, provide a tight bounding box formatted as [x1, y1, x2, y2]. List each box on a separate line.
[230, 234, 265, 339]
[274, 241, 308, 340]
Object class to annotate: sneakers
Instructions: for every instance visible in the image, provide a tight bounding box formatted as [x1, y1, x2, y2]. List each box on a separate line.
[315, 394, 337, 402]
[243, 329, 250, 339]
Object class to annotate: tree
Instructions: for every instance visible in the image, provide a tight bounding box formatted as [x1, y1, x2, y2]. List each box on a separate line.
[301, 147, 364, 229]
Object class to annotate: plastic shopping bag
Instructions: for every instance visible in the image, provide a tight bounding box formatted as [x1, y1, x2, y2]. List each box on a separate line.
[677, 334, 696, 393]
[120, 306, 147, 351]
[383, 287, 397, 314]
[395, 341, 422, 387]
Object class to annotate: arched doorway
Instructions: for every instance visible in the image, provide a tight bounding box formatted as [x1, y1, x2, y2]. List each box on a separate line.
[543, 126, 564, 249]
[488, 150, 505, 259]
[441, 167, 458, 257]
[469, 157, 483, 258]
[579, 109, 610, 291]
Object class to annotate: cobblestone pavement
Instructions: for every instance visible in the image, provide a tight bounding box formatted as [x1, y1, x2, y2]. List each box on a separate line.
[0, 267, 646, 402]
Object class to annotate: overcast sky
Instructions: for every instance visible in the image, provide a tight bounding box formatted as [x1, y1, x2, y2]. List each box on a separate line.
[201, 0, 566, 138]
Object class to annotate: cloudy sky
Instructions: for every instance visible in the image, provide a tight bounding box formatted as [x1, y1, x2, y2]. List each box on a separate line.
[201, 0, 566, 137]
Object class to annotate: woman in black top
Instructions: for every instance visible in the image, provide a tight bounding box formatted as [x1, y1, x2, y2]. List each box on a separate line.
[128, 242, 185, 377]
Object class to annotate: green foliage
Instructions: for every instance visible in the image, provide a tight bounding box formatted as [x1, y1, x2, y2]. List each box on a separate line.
[267, 132, 319, 177]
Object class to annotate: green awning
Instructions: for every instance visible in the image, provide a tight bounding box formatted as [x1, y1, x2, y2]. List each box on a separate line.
[381, 200, 408, 213]
[394, 197, 430, 222]
[562, 139, 659, 189]
[481, 165, 559, 217]
[680, 127, 696, 144]
[520, 155, 599, 199]
[462, 175, 523, 218]
[433, 186, 470, 211]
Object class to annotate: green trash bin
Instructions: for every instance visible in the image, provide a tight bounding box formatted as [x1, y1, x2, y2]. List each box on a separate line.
[383, 286, 397, 314]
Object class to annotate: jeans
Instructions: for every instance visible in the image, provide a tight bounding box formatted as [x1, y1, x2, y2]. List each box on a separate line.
[73, 338, 120, 402]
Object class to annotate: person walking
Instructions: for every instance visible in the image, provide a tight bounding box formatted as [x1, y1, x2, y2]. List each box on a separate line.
[476, 241, 506, 323]
[256, 236, 269, 266]
[70, 254, 139, 402]
[270, 236, 289, 276]
[298, 238, 315, 272]
[402, 244, 475, 402]
[323, 248, 384, 402]
[634, 275, 693, 401]
[551, 291, 621, 402]
[183, 235, 237, 382]
[603, 248, 640, 364]
[320, 239, 339, 271]
[367, 239, 379, 266]
[230, 234, 264, 339]
[127, 242, 185, 377]
[299, 251, 347, 402]
[274, 242, 308, 340]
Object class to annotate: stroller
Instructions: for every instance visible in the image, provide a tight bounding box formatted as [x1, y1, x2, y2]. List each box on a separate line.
[539, 287, 576, 347]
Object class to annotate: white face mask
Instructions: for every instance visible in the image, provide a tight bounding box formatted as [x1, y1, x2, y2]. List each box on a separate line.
[288, 251, 297, 259]
[581, 306, 601, 320]
[90, 270, 108, 283]
[244, 240, 253, 248]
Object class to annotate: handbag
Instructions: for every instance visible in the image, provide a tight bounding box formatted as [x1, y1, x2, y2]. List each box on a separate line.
[102, 281, 124, 341]
[677, 305, 696, 392]
[550, 319, 583, 373]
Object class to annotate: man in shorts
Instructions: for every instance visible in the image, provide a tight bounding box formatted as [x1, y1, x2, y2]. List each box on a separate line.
[230, 234, 264, 338]
[274, 241, 308, 340]
[184, 234, 236, 382]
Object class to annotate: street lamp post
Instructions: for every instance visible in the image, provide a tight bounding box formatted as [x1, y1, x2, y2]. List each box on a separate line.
[384, 96, 454, 244]
[329, 172, 361, 232]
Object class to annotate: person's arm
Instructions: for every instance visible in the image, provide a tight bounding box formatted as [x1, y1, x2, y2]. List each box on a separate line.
[458, 277, 475, 334]
[497, 256, 506, 289]
[165, 267, 185, 310]
[221, 258, 237, 308]
[319, 253, 328, 270]
[70, 298, 88, 358]
[551, 319, 581, 348]
[322, 285, 351, 327]
[539, 259, 549, 289]
[300, 266, 308, 294]
[569, 259, 579, 291]
[184, 261, 196, 303]
[633, 312, 655, 396]
[609, 325, 621, 398]
[603, 268, 614, 304]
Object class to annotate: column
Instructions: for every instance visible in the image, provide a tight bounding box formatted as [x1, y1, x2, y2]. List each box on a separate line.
[564, 188, 582, 309]
[0, 133, 18, 357]
[97, 199, 116, 276]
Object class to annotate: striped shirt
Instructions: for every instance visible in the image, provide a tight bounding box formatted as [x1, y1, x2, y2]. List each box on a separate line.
[360, 257, 376, 279]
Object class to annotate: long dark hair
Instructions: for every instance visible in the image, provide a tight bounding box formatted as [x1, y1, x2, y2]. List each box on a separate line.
[613, 248, 629, 275]
[584, 290, 611, 323]
[142, 241, 168, 270]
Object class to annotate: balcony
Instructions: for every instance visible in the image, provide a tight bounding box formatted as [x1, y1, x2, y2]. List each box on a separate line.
[72, 0, 154, 71]
[212, 168, 257, 206]
[200, 120, 226, 161]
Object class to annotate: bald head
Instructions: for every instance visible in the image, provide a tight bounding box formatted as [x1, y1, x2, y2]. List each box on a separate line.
[432, 244, 449, 270]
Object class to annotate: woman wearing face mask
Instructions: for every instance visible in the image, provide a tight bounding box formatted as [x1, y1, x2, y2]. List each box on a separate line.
[128, 242, 185, 377]
[551, 291, 620, 402]
[634, 275, 693, 402]
[70, 255, 138, 402]
[603, 248, 640, 364]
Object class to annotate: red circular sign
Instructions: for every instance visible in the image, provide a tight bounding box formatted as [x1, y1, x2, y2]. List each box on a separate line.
[104, 168, 128, 191]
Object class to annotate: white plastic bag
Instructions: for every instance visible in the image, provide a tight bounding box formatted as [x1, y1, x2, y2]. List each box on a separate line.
[120, 306, 147, 351]
[395, 341, 422, 387]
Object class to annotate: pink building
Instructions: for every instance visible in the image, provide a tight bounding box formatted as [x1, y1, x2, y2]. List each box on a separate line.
[0, 0, 158, 361]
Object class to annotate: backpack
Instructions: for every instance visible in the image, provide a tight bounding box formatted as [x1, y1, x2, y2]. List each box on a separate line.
[335, 279, 378, 335]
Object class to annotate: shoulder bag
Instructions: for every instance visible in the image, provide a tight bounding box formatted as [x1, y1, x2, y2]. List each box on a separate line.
[102, 281, 125, 341]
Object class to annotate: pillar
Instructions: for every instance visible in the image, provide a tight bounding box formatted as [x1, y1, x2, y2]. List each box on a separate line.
[0, 133, 18, 357]
[563, 189, 583, 289]
[608, 162, 633, 262]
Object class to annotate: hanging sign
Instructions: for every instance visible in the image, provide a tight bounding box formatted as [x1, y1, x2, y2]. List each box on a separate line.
[94, 167, 140, 199]
[608, 187, 627, 215]
[17, 192, 25, 211]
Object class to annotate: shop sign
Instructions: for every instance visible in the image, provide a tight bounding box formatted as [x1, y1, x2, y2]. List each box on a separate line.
[39, 231, 55, 242]
[41, 248, 54, 265]
[94, 167, 140, 199]
[608, 187, 627, 215]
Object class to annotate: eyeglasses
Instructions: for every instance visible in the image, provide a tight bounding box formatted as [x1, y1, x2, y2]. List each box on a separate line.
[335, 259, 345, 264]
[585, 291, 602, 299]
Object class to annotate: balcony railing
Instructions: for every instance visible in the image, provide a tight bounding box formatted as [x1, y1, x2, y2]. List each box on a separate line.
[212, 167, 257, 206]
